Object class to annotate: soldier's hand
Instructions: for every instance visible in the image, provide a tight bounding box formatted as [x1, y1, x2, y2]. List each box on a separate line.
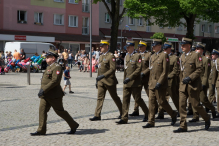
[168, 76, 171, 79]
[182, 77, 191, 84]
[123, 78, 130, 84]
[155, 82, 161, 90]
[202, 85, 206, 90]
[96, 83, 98, 89]
[212, 84, 215, 89]
[141, 73, 145, 78]
[96, 75, 105, 81]
[38, 89, 44, 97]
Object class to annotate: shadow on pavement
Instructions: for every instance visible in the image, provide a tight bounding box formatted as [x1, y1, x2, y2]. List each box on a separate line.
[75, 129, 109, 135]
[187, 126, 219, 132]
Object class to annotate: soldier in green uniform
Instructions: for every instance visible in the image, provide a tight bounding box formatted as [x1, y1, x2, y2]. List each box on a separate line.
[212, 49, 219, 118]
[143, 39, 177, 128]
[208, 49, 219, 105]
[189, 43, 216, 122]
[116, 41, 149, 124]
[89, 40, 122, 121]
[156, 42, 180, 119]
[173, 38, 211, 133]
[30, 47, 79, 136]
[129, 41, 158, 121]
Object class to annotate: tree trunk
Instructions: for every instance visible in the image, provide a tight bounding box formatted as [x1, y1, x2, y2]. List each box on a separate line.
[110, 16, 119, 53]
[185, 14, 196, 40]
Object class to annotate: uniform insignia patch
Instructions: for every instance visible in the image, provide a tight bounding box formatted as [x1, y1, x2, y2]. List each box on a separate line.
[112, 58, 115, 62]
[166, 58, 169, 62]
[138, 59, 142, 63]
[177, 61, 180, 64]
[199, 57, 202, 61]
[208, 63, 210, 66]
[56, 71, 60, 75]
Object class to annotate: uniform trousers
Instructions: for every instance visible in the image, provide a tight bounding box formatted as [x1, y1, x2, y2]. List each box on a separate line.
[179, 86, 210, 130]
[95, 84, 122, 117]
[121, 87, 148, 122]
[148, 88, 177, 126]
[133, 82, 158, 113]
[208, 80, 215, 103]
[37, 97, 78, 134]
[192, 87, 215, 120]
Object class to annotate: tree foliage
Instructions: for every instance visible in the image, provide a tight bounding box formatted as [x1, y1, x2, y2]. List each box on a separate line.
[150, 32, 167, 43]
[124, 0, 219, 39]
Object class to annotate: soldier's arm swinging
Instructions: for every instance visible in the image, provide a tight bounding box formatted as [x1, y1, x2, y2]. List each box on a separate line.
[102, 55, 116, 78]
[188, 53, 203, 82]
[202, 59, 211, 87]
[157, 54, 169, 85]
[127, 55, 142, 80]
[212, 62, 218, 87]
[168, 57, 179, 79]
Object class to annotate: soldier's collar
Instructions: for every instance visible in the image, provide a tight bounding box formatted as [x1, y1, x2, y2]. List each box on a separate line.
[128, 51, 135, 56]
[140, 50, 147, 54]
[168, 52, 172, 56]
[185, 50, 191, 56]
[103, 50, 109, 55]
[50, 62, 56, 66]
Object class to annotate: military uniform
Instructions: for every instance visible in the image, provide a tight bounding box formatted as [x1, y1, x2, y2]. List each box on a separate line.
[208, 60, 216, 103]
[90, 40, 122, 121]
[212, 56, 219, 116]
[143, 39, 177, 128]
[117, 41, 148, 124]
[174, 38, 210, 133]
[191, 52, 216, 121]
[32, 49, 79, 136]
[158, 43, 180, 117]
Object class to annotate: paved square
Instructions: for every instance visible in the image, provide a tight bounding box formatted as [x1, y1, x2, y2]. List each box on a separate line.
[0, 69, 219, 146]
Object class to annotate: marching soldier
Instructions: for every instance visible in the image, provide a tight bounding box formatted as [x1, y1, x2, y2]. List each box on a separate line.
[129, 41, 158, 121]
[212, 49, 219, 118]
[208, 49, 219, 105]
[116, 41, 149, 124]
[143, 39, 177, 128]
[89, 40, 122, 121]
[156, 42, 180, 119]
[31, 47, 79, 136]
[173, 38, 211, 133]
[189, 43, 216, 122]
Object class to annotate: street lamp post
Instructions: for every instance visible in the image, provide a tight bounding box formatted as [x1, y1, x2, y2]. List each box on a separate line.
[89, 0, 92, 77]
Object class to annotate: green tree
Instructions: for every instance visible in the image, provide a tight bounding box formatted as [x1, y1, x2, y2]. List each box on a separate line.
[93, 0, 126, 52]
[124, 0, 219, 40]
[150, 32, 167, 43]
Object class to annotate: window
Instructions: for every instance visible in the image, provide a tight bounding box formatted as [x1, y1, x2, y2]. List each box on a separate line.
[128, 17, 135, 25]
[105, 0, 111, 3]
[138, 18, 143, 26]
[34, 12, 43, 25]
[69, 15, 78, 27]
[201, 24, 205, 32]
[54, 14, 64, 25]
[17, 10, 27, 23]
[146, 19, 150, 32]
[105, 13, 111, 23]
[168, 26, 172, 29]
[208, 25, 212, 33]
[215, 26, 219, 33]
[82, 17, 89, 35]
[82, 0, 89, 12]
[159, 25, 163, 28]
[69, 0, 78, 4]
[54, 0, 64, 2]
[177, 24, 183, 31]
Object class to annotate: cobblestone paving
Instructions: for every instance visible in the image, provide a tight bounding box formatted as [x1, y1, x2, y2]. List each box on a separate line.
[0, 68, 219, 146]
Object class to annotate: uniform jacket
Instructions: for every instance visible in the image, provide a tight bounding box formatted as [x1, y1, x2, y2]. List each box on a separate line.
[124, 52, 142, 87]
[208, 60, 215, 84]
[148, 51, 169, 90]
[212, 58, 219, 87]
[97, 51, 118, 86]
[41, 63, 64, 99]
[140, 51, 151, 85]
[200, 56, 211, 87]
[168, 54, 179, 87]
[179, 51, 203, 92]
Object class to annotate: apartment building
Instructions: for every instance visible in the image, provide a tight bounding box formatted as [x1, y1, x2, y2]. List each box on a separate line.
[0, 0, 100, 54]
[99, 0, 218, 52]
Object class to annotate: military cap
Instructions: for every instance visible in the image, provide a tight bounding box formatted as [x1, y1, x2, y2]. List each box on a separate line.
[196, 43, 205, 49]
[191, 45, 196, 51]
[163, 42, 172, 49]
[180, 37, 192, 45]
[152, 39, 162, 47]
[125, 41, 135, 47]
[138, 40, 147, 47]
[100, 40, 110, 46]
[212, 49, 219, 55]
[46, 46, 58, 58]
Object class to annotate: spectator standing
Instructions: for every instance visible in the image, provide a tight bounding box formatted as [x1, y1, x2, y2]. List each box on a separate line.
[91, 56, 98, 72]
[62, 49, 69, 67]
[68, 50, 73, 69]
[20, 49, 26, 60]
[63, 66, 74, 94]
[42, 51, 46, 57]
[75, 51, 81, 70]
[95, 48, 100, 61]
[13, 49, 21, 60]
[58, 49, 63, 59]
[83, 56, 89, 72]
[114, 50, 120, 72]
[6, 51, 12, 62]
